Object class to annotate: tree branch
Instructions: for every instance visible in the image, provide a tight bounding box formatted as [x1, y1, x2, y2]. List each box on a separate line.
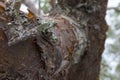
[22, 0, 39, 17]
[108, 7, 120, 13]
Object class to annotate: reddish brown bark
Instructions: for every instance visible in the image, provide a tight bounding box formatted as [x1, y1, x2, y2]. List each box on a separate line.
[67, 0, 108, 80]
[0, 0, 108, 80]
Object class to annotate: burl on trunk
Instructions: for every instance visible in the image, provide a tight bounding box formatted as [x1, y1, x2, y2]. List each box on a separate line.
[0, 0, 108, 80]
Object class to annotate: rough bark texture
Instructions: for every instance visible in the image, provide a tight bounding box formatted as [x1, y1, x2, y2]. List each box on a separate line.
[67, 0, 108, 80]
[0, 0, 108, 80]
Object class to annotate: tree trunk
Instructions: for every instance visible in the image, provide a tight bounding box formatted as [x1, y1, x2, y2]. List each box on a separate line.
[0, 0, 108, 80]
[66, 0, 108, 80]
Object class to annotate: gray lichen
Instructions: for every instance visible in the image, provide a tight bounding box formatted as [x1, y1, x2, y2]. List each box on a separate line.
[5, 6, 56, 46]
[72, 26, 87, 64]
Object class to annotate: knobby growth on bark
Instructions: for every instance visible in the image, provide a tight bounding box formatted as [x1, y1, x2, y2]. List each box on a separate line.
[0, 0, 108, 80]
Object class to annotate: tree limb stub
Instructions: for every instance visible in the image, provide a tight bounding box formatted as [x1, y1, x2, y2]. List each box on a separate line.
[0, 2, 87, 80]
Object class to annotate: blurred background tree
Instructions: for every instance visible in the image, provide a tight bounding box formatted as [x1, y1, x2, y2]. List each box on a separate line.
[100, 1, 120, 80]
